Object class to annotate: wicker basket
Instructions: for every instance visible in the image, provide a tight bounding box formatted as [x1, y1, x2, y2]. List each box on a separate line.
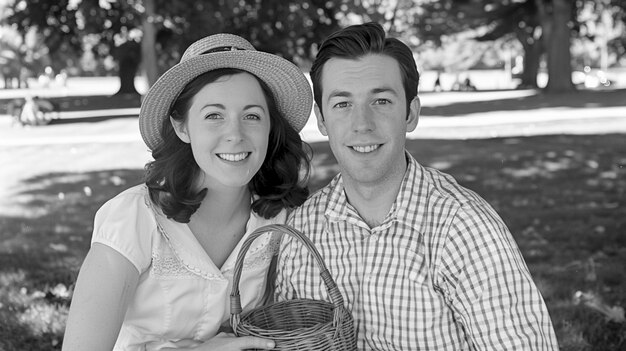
[230, 224, 356, 350]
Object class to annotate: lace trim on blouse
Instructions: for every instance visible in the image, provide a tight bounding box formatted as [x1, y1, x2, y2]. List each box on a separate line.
[151, 251, 197, 279]
[144, 191, 277, 280]
[222, 232, 281, 273]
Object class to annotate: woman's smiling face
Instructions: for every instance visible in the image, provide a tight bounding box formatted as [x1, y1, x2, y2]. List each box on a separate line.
[172, 72, 271, 191]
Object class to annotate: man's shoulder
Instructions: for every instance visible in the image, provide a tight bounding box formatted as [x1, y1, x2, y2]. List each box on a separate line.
[293, 183, 333, 214]
[416, 163, 504, 229]
[417, 162, 483, 207]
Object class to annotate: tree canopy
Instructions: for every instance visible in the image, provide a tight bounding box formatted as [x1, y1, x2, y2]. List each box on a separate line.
[2, 0, 624, 93]
[2, 0, 342, 94]
[409, 0, 625, 91]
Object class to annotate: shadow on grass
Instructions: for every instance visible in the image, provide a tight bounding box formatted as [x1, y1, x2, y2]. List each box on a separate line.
[0, 94, 141, 124]
[0, 168, 144, 351]
[48, 115, 138, 125]
[1, 134, 625, 350]
[420, 88, 626, 116]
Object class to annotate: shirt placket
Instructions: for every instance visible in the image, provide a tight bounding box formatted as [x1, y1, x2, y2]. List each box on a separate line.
[335, 211, 367, 348]
[363, 220, 397, 349]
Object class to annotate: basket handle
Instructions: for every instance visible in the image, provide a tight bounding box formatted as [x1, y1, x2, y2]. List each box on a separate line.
[229, 224, 346, 331]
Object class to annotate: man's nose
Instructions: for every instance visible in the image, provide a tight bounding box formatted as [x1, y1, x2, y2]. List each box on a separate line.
[352, 104, 375, 133]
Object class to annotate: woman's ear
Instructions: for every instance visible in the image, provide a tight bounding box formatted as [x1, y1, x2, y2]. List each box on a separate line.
[170, 116, 191, 143]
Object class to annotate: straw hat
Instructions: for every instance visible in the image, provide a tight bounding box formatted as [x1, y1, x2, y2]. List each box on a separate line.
[139, 33, 313, 151]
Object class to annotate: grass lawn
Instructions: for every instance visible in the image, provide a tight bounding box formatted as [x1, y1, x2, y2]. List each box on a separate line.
[0, 90, 625, 350]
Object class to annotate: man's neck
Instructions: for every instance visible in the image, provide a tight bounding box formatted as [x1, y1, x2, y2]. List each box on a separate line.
[342, 171, 405, 229]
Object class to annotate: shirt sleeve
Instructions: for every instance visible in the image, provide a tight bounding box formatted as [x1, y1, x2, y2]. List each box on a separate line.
[273, 212, 299, 301]
[91, 190, 155, 273]
[435, 202, 559, 350]
[268, 209, 287, 257]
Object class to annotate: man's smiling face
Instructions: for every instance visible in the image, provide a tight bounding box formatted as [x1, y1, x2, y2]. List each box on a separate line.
[315, 54, 419, 187]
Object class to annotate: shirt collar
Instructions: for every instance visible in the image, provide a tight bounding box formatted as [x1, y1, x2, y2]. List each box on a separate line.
[324, 150, 421, 229]
[324, 175, 350, 223]
[389, 151, 421, 223]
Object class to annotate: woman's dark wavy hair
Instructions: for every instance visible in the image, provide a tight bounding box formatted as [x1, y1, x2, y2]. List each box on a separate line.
[144, 68, 310, 223]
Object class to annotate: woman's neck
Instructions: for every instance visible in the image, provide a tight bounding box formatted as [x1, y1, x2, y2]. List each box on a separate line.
[187, 186, 253, 268]
[194, 186, 252, 224]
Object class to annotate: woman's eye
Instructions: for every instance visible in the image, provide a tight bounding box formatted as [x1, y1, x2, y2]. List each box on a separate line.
[333, 101, 349, 109]
[205, 113, 221, 120]
[244, 113, 261, 120]
[373, 98, 391, 105]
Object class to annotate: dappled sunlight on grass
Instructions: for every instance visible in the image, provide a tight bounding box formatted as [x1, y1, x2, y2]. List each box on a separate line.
[0, 269, 68, 350]
[17, 300, 67, 340]
[0, 168, 144, 350]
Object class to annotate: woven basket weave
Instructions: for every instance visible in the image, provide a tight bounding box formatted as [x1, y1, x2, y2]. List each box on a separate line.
[230, 224, 356, 350]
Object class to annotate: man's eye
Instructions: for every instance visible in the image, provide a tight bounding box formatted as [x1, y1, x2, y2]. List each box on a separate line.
[373, 98, 391, 105]
[333, 101, 349, 108]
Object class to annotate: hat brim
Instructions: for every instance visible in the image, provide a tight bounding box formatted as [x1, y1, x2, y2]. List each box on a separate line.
[139, 50, 312, 150]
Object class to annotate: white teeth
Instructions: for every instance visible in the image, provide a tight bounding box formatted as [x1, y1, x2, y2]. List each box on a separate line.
[352, 145, 380, 153]
[217, 152, 249, 162]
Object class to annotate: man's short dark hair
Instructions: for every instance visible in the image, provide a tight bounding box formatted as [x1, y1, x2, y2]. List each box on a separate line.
[310, 22, 419, 115]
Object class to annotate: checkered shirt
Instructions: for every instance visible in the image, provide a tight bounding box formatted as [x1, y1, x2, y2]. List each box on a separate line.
[275, 151, 559, 350]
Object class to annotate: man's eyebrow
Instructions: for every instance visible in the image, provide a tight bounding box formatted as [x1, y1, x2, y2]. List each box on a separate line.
[327, 87, 399, 99]
[371, 87, 399, 96]
[327, 90, 351, 99]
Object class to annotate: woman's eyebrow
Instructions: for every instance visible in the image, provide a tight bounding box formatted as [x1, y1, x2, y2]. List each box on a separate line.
[242, 104, 267, 112]
[199, 103, 266, 112]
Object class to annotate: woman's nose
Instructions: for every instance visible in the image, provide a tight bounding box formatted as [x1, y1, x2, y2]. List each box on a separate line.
[224, 118, 244, 142]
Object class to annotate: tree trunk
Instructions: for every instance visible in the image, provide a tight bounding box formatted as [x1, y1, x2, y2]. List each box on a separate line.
[541, 0, 575, 92]
[142, 0, 159, 87]
[517, 29, 542, 88]
[523, 41, 542, 88]
[114, 41, 141, 95]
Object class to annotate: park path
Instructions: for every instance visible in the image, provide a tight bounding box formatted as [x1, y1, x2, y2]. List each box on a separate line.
[2, 90, 626, 146]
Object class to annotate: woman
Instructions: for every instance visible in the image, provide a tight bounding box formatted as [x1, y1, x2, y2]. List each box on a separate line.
[62, 33, 312, 351]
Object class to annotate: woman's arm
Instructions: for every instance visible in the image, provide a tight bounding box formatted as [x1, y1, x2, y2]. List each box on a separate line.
[62, 243, 140, 351]
[161, 333, 275, 350]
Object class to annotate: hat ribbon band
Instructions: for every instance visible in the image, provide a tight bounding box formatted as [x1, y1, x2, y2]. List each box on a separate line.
[203, 46, 246, 54]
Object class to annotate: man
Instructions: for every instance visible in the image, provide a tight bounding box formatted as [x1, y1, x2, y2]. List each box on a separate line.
[275, 22, 558, 350]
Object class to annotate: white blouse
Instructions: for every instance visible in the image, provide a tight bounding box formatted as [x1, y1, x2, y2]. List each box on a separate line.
[91, 184, 283, 350]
